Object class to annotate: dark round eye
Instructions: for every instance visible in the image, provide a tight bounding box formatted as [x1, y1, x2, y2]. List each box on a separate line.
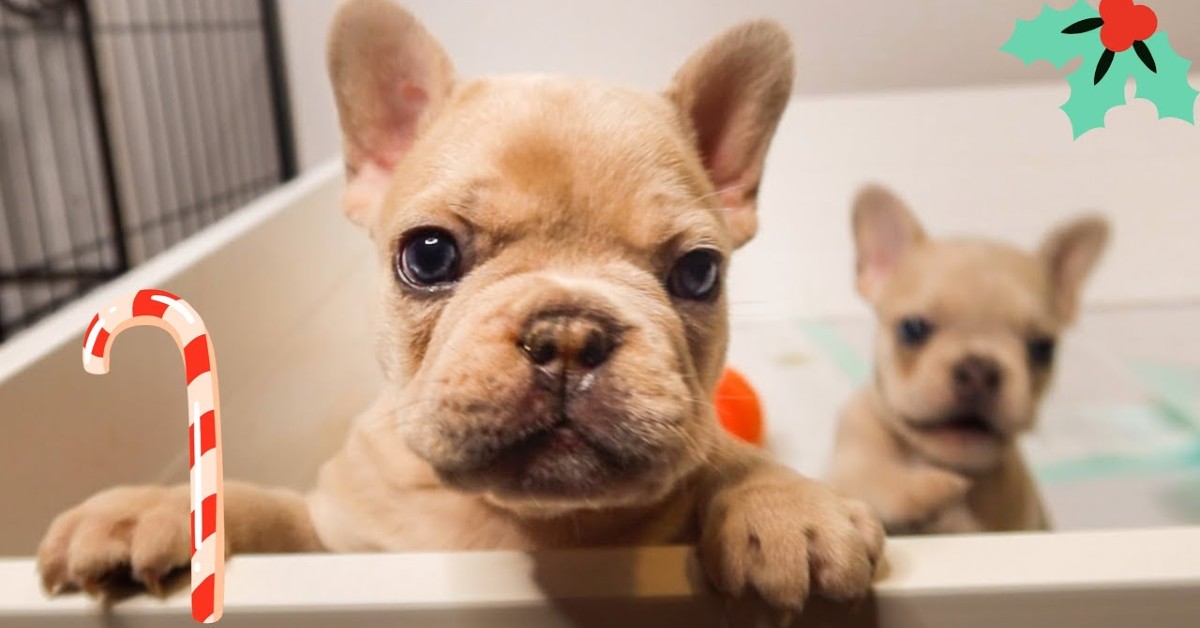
[897, 316, 934, 347]
[1028, 337, 1056, 366]
[396, 228, 461, 289]
[668, 249, 722, 301]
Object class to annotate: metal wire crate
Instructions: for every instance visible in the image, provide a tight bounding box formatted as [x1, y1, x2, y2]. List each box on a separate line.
[0, 0, 294, 341]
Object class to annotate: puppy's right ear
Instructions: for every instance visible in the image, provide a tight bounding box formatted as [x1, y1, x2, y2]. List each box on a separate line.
[666, 20, 794, 249]
[1038, 214, 1110, 324]
[851, 184, 926, 303]
[328, 0, 455, 228]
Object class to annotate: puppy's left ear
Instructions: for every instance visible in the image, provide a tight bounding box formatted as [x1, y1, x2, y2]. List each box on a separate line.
[666, 20, 795, 248]
[1038, 215, 1110, 324]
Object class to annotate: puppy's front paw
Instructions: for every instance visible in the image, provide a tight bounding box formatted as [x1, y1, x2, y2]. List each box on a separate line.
[699, 476, 884, 612]
[880, 468, 971, 534]
[38, 485, 191, 599]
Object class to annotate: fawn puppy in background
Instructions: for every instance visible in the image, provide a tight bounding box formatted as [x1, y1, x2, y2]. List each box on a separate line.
[40, 0, 884, 613]
[829, 184, 1109, 534]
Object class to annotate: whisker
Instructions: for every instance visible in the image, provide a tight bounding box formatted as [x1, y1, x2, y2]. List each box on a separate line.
[683, 182, 750, 209]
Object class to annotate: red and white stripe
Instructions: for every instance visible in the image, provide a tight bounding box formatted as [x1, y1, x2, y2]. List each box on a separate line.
[83, 289, 225, 624]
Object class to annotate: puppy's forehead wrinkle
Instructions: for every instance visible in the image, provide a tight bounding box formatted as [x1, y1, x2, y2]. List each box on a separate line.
[394, 75, 725, 241]
[885, 241, 1055, 330]
[538, 273, 642, 310]
[376, 84, 737, 272]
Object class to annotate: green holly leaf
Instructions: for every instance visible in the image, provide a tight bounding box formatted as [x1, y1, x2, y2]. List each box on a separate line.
[1132, 32, 1199, 123]
[1061, 38, 1134, 138]
[1001, 0, 1100, 69]
[1060, 32, 1199, 138]
[1003, 1, 1200, 138]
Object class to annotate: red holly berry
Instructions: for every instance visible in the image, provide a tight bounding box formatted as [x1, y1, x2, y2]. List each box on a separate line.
[1099, 0, 1158, 52]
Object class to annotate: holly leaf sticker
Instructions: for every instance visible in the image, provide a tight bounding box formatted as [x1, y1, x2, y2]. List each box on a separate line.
[1001, 0, 1101, 69]
[1002, 0, 1200, 138]
[1061, 34, 1134, 138]
[1133, 32, 1200, 122]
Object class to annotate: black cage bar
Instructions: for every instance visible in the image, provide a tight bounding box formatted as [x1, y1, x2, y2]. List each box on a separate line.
[0, 0, 295, 341]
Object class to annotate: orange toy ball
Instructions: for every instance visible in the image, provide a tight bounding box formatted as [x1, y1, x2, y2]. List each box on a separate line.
[714, 366, 765, 446]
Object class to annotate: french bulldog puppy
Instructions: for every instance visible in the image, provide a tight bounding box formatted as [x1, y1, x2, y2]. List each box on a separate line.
[39, 0, 883, 613]
[829, 184, 1109, 535]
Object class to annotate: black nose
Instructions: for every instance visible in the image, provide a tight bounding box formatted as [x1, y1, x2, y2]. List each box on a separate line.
[952, 355, 1003, 402]
[518, 312, 618, 371]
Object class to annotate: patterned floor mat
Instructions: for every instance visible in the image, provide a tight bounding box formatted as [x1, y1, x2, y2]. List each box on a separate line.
[726, 305, 1200, 530]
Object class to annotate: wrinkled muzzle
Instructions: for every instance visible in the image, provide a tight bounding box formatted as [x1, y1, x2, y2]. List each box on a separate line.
[398, 269, 718, 509]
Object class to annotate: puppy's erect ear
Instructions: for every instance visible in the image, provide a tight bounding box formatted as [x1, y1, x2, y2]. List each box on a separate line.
[1038, 215, 1109, 324]
[328, 0, 455, 227]
[666, 21, 794, 248]
[851, 184, 927, 303]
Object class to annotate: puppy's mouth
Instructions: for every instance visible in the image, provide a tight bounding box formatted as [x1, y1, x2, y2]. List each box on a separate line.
[906, 413, 1004, 440]
[496, 413, 596, 466]
[436, 408, 662, 501]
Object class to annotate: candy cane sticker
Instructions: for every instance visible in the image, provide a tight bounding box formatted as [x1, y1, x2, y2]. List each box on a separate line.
[82, 289, 225, 623]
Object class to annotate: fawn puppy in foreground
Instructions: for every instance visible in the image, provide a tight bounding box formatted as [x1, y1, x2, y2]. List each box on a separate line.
[830, 184, 1109, 534]
[40, 0, 883, 613]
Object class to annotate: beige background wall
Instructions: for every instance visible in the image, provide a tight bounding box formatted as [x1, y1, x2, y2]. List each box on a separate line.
[278, 0, 1200, 170]
[274, 0, 1200, 317]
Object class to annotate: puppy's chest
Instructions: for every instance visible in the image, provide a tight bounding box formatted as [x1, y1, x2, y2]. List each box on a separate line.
[965, 460, 1046, 531]
[934, 458, 1044, 533]
[350, 487, 699, 552]
[317, 460, 699, 552]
